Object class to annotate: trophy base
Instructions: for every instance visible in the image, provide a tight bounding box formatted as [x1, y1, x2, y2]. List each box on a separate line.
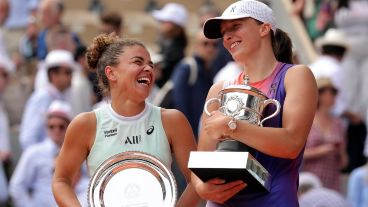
[216, 140, 254, 152]
[188, 151, 271, 193]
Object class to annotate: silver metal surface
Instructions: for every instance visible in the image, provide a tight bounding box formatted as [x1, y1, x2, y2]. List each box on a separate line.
[88, 151, 177, 207]
[204, 77, 280, 126]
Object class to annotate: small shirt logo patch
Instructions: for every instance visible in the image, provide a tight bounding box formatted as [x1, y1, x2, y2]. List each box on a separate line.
[146, 126, 154, 135]
[104, 128, 117, 138]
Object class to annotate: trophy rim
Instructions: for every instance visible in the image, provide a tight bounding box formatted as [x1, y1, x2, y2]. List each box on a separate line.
[88, 151, 177, 207]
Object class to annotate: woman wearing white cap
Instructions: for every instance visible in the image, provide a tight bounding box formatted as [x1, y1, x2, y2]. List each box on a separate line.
[0, 56, 14, 205]
[151, 2, 188, 87]
[194, 0, 318, 206]
[10, 100, 88, 207]
[52, 33, 200, 206]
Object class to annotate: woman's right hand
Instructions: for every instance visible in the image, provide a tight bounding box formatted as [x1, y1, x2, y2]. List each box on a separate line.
[204, 111, 232, 141]
[195, 178, 247, 204]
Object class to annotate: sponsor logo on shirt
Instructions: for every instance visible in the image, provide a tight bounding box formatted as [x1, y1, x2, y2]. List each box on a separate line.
[104, 128, 117, 138]
[146, 125, 154, 135]
[124, 135, 142, 144]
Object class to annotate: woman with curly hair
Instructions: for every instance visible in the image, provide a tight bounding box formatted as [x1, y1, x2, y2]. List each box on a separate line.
[52, 33, 200, 206]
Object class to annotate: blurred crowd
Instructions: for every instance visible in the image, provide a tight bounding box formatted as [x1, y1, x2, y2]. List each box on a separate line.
[0, 0, 367, 206]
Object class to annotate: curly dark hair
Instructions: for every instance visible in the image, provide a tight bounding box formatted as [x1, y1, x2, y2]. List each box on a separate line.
[86, 33, 146, 96]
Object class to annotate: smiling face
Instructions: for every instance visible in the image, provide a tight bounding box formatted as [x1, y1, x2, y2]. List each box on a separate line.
[107, 45, 154, 101]
[47, 116, 69, 147]
[220, 18, 268, 62]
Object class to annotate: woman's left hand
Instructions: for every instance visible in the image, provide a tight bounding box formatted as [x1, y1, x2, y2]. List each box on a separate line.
[204, 111, 231, 141]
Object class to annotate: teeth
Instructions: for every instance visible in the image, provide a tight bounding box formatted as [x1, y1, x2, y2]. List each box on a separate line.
[230, 41, 240, 49]
[137, 77, 151, 85]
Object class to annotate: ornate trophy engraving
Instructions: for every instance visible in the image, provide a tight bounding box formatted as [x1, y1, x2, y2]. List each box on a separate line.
[88, 151, 177, 207]
[188, 76, 280, 193]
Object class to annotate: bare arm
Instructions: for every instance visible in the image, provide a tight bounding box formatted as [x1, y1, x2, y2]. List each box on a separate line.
[52, 112, 96, 207]
[161, 108, 202, 207]
[203, 65, 318, 159]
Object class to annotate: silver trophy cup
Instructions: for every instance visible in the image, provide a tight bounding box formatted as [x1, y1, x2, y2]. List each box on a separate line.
[188, 76, 280, 193]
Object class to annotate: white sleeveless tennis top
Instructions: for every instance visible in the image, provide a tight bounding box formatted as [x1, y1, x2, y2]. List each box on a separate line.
[87, 102, 172, 176]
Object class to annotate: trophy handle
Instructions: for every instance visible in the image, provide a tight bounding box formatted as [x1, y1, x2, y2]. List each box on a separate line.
[204, 98, 221, 116]
[260, 99, 281, 126]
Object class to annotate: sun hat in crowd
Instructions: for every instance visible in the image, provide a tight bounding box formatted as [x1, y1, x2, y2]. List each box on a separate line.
[151, 3, 188, 27]
[315, 77, 337, 90]
[315, 28, 349, 50]
[203, 0, 276, 39]
[0, 56, 15, 75]
[47, 100, 73, 122]
[44, 49, 77, 71]
[299, 172, 322, 189]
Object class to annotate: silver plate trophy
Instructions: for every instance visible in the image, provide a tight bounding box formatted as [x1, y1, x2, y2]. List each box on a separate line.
[88, 151, 177, 207]
[188, 76, 280, 193]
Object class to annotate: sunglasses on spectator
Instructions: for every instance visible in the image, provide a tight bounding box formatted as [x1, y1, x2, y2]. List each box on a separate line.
[319, 87, 338, 95]
[48, 124, 67, 131]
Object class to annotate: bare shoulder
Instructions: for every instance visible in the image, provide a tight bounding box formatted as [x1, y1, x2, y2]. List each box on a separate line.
[161, 108, 187, 125]
[160, 108, 194, 143]
[66, 111, 97, 149]
[285, 64, 317, 88]
[286, 64, 314, 78]
[70, 111, 96, 129]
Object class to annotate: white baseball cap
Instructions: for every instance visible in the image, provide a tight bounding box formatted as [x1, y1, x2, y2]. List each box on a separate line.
[203, 0, 276, 39]
[47, 100, 73, 121]
[152, 3, 188, 27]
[44, 49, 77, 71]
[315, 28, 349, 50]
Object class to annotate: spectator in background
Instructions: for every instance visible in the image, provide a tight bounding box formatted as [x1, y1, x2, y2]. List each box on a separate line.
[0, 163, 8, 205]
[34, 25, 78, 90]
[335, 0, 368, 171]
[302, 77, 348, 192]
[298, 172, 350, 207]
[0, 56, 14, 205]
[36, 0, 82, 60]
[198, 3, 233, 76]
[70, 45, 94, 116]
[3, 0, 39, 55]
[171, 30, 217, 138]
[10, 100, 88, 207]
[168, 30, 217, 197]
[310, 27, 366, 173]
[151, 2, 188, 87]
[347, 161, 368, 207]
[0, 0, 10, 58]
[303, 0, 337, 42]
[19, 50, 76, 150]
[99, 10, 123, 37]
[19, 16, 39, 62]
[0, 13, 14, 167]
